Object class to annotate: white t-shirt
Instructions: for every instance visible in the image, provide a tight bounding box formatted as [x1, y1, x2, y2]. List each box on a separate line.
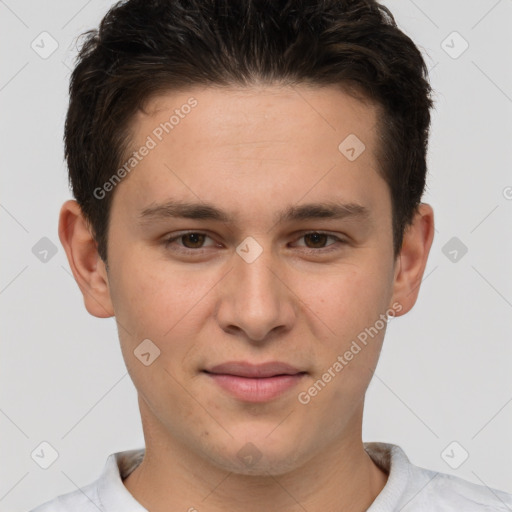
[29, 442, 512, 511]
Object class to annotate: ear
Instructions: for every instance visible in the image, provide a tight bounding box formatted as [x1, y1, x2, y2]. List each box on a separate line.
[389, 203, 435, 316]
[58, 200, 114, 318]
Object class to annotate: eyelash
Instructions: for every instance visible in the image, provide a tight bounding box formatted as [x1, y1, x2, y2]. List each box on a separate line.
[163, 231, 346, 255]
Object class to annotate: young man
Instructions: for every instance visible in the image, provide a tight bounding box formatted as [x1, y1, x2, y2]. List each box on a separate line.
[31, 0, 512, 510]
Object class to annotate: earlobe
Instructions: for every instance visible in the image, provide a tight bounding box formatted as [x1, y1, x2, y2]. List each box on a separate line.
[58, 200, 115, 318]
[390, 203, 435, 316]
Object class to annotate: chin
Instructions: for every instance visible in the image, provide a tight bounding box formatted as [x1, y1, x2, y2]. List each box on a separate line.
[202, 436, 306, 477]
[217, 453, 304, 477]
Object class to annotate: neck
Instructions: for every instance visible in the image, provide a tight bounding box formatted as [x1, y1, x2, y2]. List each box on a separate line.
[123, 402, 388, 512]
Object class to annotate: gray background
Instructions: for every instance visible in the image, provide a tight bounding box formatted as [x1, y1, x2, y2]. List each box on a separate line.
[1, 0, 511, 510]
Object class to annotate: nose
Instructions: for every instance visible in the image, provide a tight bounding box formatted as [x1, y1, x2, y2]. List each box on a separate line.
[214, 241, 297, 343]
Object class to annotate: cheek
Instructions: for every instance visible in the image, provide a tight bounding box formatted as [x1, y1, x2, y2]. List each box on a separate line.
[108, 254, 223, 381]
[295, 262, 392, 398]
[108, 258, 208, 412]
[109, 253, 204, 335]
[301, 262, 392, 341]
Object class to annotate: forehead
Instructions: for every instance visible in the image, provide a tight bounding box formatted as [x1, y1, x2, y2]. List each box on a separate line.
[131, 83, 379, 156]
[113, 84, 387, 224]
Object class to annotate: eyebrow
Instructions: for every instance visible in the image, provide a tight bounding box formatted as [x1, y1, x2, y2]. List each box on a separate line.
[138, 199, 370, 225]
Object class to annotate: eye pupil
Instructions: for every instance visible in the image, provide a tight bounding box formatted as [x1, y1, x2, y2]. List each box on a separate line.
[305, 232, 327, 248]
[183, 233, 205, 248]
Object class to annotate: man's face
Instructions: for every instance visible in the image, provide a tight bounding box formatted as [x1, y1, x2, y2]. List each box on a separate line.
[104, 85, 400, 474]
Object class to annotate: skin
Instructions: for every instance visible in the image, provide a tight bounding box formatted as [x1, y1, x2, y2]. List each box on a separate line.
[59, 84, 434, 512]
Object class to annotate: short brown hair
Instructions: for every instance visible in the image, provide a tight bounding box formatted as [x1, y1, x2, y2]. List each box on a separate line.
[65, 0, 434, 261]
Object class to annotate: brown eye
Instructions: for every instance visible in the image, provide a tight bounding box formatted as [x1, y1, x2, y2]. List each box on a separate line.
[164, 232, 216, 252]
[180, 233, 206, 248]
[291, 231, 345, 253]
[303, 232, 329, 248]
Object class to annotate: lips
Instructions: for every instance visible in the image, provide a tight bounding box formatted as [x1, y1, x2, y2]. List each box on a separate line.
[203, 361, 307, 402]
[204, 361, 305, 378]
